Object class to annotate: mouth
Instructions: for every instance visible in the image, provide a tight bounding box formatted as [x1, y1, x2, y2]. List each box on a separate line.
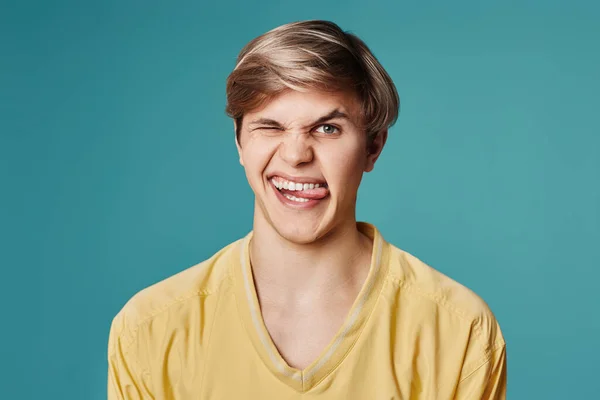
[268, 175, 330, 206]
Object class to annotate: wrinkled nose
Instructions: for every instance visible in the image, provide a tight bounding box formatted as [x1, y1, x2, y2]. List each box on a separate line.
[278, 133, 314, 167]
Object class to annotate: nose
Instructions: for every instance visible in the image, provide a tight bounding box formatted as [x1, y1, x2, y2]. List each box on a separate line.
[278, 132, 314, 167]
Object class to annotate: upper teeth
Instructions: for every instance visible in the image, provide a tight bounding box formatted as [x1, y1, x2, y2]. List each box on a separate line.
[271, 178, 322, 191]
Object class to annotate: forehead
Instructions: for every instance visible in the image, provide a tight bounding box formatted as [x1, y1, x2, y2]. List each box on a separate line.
[245, 89, 362, 125]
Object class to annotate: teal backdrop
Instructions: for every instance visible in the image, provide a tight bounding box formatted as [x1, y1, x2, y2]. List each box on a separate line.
[1, 0, 598, 398]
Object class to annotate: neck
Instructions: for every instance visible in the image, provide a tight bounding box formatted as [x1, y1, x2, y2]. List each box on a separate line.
[249, 215, 373, 306]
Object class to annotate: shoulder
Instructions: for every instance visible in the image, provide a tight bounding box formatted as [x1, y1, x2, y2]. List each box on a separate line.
[384, 244, 504, 348]
[378, 240, 507, 392]
[108, 238, 242, 352]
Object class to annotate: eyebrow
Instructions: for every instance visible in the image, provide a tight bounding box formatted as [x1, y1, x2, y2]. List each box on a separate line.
[248, 109, 351, 129]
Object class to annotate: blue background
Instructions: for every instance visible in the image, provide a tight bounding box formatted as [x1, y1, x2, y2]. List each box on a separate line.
[1, 0, 598, 398]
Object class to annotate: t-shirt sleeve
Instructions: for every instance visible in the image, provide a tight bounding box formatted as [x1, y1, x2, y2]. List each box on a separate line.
[107, 311, 154, 400]
[452, 303, 507, 400]
[454, 341, 507, 399]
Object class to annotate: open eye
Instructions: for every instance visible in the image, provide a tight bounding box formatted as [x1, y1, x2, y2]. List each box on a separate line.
[315, 124, 340, 135]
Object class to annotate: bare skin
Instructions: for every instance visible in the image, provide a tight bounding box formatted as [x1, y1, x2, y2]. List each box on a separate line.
[250, 217, 373, 368]
[236, 89, 387, 369]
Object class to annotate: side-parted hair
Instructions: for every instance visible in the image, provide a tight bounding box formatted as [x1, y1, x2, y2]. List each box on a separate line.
[225, 20, 400, 140]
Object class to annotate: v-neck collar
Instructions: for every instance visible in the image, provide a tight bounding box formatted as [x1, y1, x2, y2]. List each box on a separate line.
[232, 222, 390, 392]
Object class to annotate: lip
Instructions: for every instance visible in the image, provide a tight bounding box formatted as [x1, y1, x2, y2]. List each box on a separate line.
[267, 172, 327, 186]
[269, 180, 329, 209]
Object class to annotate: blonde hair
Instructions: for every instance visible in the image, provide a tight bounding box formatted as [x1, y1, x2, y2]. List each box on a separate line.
[225, 20, 399, 140]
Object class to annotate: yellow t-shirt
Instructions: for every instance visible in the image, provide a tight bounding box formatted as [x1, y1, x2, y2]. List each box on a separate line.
[107, 223, 506, 399]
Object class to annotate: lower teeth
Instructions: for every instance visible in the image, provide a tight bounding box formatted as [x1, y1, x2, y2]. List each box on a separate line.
[283, 193, 309, 203]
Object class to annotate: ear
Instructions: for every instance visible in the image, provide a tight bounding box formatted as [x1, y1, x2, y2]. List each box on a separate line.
[234, 120, 244, 166]
[365, 130, 388, 172]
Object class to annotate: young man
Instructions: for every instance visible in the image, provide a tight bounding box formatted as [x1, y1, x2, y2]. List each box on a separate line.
[108, 20, 506, 399]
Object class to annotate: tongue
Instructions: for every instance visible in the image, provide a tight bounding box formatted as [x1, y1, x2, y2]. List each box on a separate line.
[280, 186, 329, 200]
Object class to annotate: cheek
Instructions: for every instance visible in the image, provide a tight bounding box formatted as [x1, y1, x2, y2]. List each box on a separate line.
[241, 138, 278, 178]
[323, 143, 366, 185]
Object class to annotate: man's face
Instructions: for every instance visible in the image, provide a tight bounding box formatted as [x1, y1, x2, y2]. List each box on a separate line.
[236, 89, 385, 244]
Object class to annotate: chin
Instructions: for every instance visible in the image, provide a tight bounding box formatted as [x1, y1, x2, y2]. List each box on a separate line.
[254, 195, 341, 245]
[273, 222, 325, 245]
